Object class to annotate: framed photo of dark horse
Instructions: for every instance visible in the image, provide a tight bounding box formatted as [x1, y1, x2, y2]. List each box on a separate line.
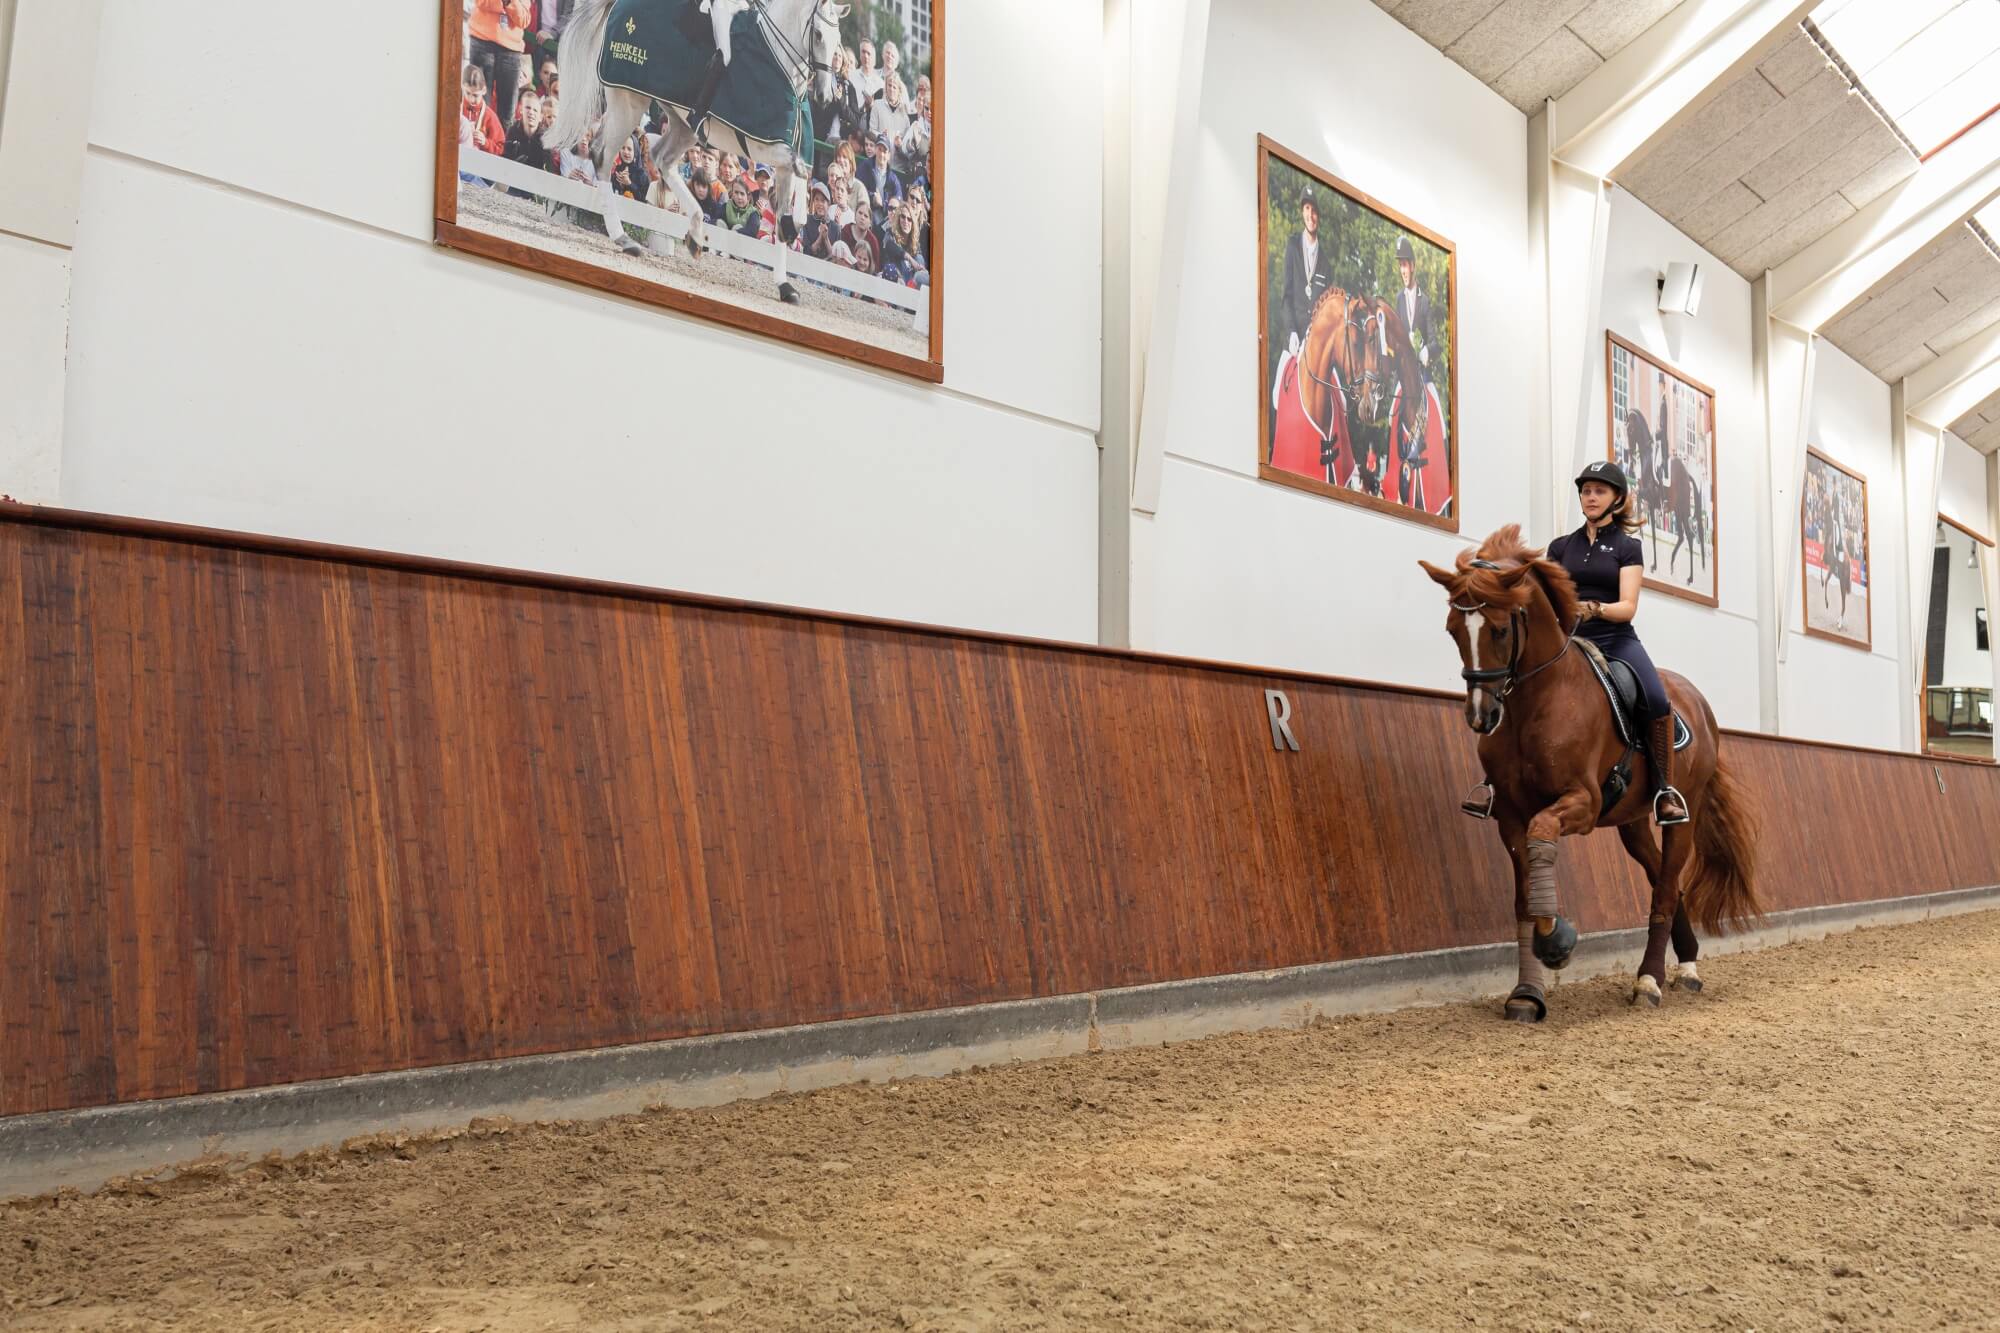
[1257, 135, 1458, 532]
[1605, 333, 1719, 608]
[1800, 447, 1871, 650]
[433, 0, 945, 383]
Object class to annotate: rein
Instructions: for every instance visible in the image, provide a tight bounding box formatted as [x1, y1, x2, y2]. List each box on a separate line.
[752, 0, 837, 94]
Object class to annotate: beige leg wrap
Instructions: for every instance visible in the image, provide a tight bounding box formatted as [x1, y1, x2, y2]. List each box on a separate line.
[1525, 839, 1560, 919]
[1517, 922, 1551, 992]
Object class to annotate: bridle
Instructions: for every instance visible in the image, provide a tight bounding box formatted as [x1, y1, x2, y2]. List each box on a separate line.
[1297, 296, 1386, 441]
[1450, 558, 1580, 724]
[754, 0, 841, 94]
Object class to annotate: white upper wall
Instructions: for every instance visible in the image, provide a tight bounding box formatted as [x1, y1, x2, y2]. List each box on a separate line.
[56, 1, 1103, 641]
[1935, 527, 1991, 688]
[1593, 189, 1761, 730]
[1132, 0, 1531, 691]
[1940, 433, 1992, 539]
[1785, 338, 1903, 751]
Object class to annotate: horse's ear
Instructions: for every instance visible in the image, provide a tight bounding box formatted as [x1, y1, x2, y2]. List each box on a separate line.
[1418, 560, 1456, 589]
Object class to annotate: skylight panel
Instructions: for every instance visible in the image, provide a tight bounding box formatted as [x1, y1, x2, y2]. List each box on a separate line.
[1808, 0, 2000, 156]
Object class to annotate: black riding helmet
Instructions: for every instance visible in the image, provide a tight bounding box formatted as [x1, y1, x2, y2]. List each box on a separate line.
[1575, 460, 1628, 496]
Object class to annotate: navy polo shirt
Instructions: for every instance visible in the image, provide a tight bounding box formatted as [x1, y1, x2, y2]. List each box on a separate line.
[1548, 523, 1642, 641]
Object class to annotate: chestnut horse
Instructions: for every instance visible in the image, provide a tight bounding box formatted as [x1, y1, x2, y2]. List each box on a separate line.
[1419, 526, 1761, 1020]
[1269, 289, 1383, 487]
[1370, 301, 1453, 517]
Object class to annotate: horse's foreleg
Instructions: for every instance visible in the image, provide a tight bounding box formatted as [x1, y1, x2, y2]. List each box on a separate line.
[770, 160, 800, 304]
[1521, 789, 1598, 974]
[1500, 814, 1549, 1023]
[771, 229, 798, 304]
[594, 94, 645, 253]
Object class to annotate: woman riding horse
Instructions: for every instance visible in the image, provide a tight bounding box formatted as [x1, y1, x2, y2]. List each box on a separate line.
[1461, 460, 1686, 825]
[1422, 514, 1760, 1018]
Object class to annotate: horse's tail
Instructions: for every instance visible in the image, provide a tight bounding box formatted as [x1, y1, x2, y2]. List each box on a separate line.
[1685, 741, 1763, 935]
[544, 0, 613, 154]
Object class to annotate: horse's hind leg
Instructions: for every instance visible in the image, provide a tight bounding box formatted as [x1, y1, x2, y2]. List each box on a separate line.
[1616, 820, 1689, 1007]
[1669, 905, 1702, 991]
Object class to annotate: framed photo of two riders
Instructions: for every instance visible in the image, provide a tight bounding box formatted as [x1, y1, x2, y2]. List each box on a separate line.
[434, 0, 945, 383]
[1259, 135, 1459, 532]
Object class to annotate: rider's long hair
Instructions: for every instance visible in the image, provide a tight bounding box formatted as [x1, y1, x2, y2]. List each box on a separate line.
[1602, 486, 1644, 536]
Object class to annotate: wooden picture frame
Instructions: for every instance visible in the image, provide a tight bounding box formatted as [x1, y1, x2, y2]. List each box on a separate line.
[1799, 447, 1872, 650]
[1920, 513, 1997, 764]
[433, 0, 946, 383]
[1256, 135, 1459, 533]
[1605, 332, 1719, 608]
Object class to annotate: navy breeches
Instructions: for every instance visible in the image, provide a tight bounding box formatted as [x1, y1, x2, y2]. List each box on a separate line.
[1590, 630, 1671, 719]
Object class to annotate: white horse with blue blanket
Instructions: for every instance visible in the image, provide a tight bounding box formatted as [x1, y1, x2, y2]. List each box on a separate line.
[544, 0, 846, 306]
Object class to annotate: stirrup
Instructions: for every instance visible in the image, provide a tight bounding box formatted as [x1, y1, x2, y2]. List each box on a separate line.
[1461, 782, 1495, 821]
[1653, 786, 1690, 826]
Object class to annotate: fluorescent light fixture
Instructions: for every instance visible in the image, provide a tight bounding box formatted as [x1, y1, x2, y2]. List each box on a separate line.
[1809, 0, 2000, 156]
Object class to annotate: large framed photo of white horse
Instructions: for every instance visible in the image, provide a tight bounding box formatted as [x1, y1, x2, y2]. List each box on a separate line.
[1258, 136, 1458, 532]
[1605, 333, 1719, 608]
[1801, 447, 1871, 650]
[434, 0, 945, 382]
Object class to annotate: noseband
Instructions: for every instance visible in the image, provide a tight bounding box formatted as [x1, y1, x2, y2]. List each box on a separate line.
[1451, 559, 1579, 719]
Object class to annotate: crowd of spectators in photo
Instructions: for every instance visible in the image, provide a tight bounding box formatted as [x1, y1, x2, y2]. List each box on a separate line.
[458, 0, 935, 290]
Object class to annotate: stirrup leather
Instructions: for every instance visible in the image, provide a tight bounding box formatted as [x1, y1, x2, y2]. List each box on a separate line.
[1653, 785, 1690, 826]
[1461, 782, 1496, 820]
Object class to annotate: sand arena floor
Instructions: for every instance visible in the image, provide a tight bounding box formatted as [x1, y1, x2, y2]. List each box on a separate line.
[5, 910, 2000, 1332]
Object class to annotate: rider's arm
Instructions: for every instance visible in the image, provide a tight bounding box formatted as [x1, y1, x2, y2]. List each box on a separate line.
[1594, 564, 1643, 624]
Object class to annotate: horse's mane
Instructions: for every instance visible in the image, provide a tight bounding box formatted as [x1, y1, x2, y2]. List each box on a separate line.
[1441, 525, 1579, 629]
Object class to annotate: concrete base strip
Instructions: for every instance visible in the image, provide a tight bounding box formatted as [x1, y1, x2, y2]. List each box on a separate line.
[4, 884, 1995, 1199]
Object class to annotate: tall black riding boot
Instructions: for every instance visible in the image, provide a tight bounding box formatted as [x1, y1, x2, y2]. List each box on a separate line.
[1649, 714, 1689, 826]
[689, 50, 726, 142]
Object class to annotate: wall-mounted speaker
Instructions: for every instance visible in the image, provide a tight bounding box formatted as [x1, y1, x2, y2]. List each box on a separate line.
[1658, 261, 1704, 317]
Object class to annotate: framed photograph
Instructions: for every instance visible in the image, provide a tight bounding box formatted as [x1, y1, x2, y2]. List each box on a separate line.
[434, 0, 944, 382]
[1606, 333, 1718, 607]
[1800, 448, 1871, 649]
[1257, 136, 1457, 531]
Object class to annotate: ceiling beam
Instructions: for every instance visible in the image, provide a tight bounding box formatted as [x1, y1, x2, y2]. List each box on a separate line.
[1769, 113, 2000, 330]
[1907, 324, 2000, 428]
[1549, 0, 1815, 178]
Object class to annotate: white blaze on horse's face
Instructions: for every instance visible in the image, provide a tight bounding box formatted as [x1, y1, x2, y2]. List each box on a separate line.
[1450, 607, 1512, 734]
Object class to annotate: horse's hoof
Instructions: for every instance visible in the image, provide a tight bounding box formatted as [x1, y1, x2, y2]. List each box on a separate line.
[1502, 984, 1546, 1023]
[779, 282, 800, 305]
[1671, 964, 1703, 993]
[1532, 916, 1577, 971]
[684, 236, 702, 259]
[1630, 975, 1663, 1007]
